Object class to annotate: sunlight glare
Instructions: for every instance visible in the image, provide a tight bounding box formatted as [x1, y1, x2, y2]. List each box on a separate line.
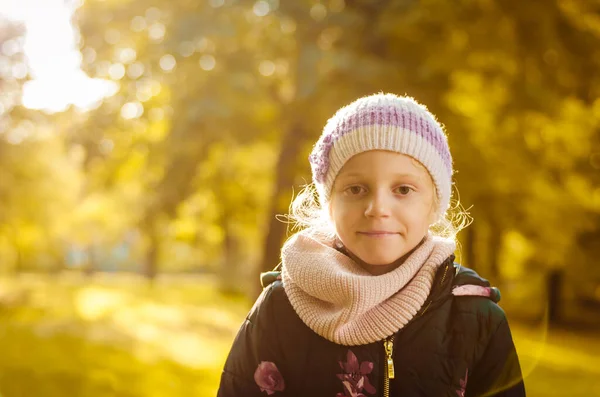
[0, 0, 117, 112]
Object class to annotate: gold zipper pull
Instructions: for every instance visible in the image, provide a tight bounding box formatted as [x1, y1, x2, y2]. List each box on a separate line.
[384, 338, 395, 379]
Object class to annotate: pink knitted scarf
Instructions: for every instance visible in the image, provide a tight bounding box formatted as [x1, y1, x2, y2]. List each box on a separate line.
[281, 231, 456, 346]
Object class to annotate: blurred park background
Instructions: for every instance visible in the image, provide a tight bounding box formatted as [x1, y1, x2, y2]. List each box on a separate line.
[0, 0, 599, 395]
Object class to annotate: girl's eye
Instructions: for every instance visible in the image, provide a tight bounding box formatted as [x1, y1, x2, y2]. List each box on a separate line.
[345, 186, 365, 195]
[395, 186, 413, 195]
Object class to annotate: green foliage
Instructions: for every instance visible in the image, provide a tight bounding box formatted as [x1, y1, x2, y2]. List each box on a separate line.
[1, 0, 599, 288]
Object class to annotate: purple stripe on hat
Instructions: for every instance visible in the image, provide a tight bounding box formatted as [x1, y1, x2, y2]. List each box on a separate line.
[331, 105, 452, 172]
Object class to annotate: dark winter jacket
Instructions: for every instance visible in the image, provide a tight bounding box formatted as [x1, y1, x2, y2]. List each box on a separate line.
[217, 256, 526, 397]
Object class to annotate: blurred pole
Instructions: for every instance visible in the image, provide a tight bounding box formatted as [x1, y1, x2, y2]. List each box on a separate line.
[547, 268, 563, 325]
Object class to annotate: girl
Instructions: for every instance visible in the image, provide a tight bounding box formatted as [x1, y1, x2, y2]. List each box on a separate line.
[217, 93, 526, 397]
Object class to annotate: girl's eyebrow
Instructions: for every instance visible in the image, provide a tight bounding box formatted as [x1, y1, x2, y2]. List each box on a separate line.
[338, 172, 420, 180]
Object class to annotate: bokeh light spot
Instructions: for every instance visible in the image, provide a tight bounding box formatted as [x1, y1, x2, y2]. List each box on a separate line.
[1, 39, 20, 56]
[280, 17, 296, 34]
[149, 107, 165, 121]
[12, 62, 28, 79]
[148, 23, 165, 42]
[210, 0, 225, 7]
[130, 16, 147, 32]
[82, 47, 97, 64]
[104, 28, 120, 44]
[121, 101, 144, 119]
[99, 138, 114, 155]
[258, 60, 275, 77]
[117, 48, 137, 64]
[253, 1, 270, 17]
[310, 4, 327, 21]
[330, 0, 345, 12]
[95, 61, 111, 77]
[199, 55, 216, 71]
[108, 63, 126, 80]
[159, 54, 176, 72]
[179, 41, 195, 57]
[145, 7, 162, 22]
[127, 62, 145, 79]
[195, 37, 210, 52]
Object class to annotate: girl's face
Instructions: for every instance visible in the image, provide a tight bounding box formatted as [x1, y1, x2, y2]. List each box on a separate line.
[329, 150, 436, 275]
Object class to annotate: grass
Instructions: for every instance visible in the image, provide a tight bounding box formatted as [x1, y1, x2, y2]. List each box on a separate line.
[0, 273, 248, 397]
[511, 323, 600, 396]
[0, 273, 599, 396]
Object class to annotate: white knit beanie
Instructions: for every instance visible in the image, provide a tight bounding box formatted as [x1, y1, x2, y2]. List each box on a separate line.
[308, 93, 453, 218]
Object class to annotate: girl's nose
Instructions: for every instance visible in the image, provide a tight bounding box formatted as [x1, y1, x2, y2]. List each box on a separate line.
[364, 190, 391, 218]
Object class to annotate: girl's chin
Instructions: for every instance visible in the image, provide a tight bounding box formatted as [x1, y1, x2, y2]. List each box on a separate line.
[343, 245, 408, 269]
[354, 254, 404, 267]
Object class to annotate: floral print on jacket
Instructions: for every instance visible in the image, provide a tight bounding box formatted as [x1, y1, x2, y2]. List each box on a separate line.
[336, 350, 376, 397]
[456, 368, 469, 397]
[254, 361, 285, 395]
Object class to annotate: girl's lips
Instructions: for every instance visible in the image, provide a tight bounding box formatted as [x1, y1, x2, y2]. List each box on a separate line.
[357, 231, 398, 236]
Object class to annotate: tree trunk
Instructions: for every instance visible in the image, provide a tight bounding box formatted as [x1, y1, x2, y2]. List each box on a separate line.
[83, 245, 96, 276]
[254, 122, 305, 298]
[254, 28, 320, 299]
[14, 244, 24, 274]
[9, 227, 24, 274]
[219, 209, 242, 295]
[487, 218, 502, 282]
[144, 219, 159, 281]
[260, 122, 303, 274]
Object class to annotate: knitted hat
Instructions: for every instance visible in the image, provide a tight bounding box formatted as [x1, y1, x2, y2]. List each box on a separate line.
[308, 93, 453, 218]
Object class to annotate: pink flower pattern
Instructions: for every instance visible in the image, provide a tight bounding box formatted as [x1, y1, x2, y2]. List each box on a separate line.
[336, 350, 376, 397]
[456, 368, 468, 397]
[254, 361, 285, 395]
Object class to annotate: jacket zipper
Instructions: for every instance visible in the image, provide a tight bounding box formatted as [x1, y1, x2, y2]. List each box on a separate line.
[382, 262, 451, 396]
[383, 335, 395, 397]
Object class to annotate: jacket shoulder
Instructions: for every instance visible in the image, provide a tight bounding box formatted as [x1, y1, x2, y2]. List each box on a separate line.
[451, 265, 506, 325]
[453, 264, 491, 287]
[247, 279, 293, 327]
